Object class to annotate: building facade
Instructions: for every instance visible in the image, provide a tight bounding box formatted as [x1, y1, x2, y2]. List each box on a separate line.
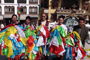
[41, 0, 90, 23]
[0, 0, 40, 25]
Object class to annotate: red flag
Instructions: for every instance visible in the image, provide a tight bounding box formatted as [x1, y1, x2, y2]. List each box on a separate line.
[70, 33, 74, 39]
[43, 26, 50, 38]
[61, 36, 66, 46]
[27, 36, 34, 47]
[3, 44, 6, 49]
[35, 52, 41, 60]
[0, 45, 1, 54]
[49, 45, 64, 55]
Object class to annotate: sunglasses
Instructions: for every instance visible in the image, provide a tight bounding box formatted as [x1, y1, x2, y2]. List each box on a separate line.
[42, 16, 45, 17]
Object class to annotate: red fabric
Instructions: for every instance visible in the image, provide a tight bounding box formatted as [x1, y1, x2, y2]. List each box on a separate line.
[15, 33, 17, 37]
[72, 47, 76, 60]
[70, 33, 74, 39]
[77, 40, 86, 59]
[61, 36, 66, 46]
[8, 58, 13, 60]
[1, 24, 15, 31]
[45, 21, 49, 29]
[8, 58, 10, 60]
[18, 7, 20, 10]
[39, 31, 46, 43]
[39, 31, 46, 38]
[35, 52, 41, 60]
[38, 25, 50, 44]
[20, 53, 25, 57]
[0, 45, 1, 54]
[3, 44, 6, 49]
[77, 40, 80, 47]
[27, 36, 34, 47]
[28, 27, 32, 29]
[18, 14, 20, 17]
[68, 45, 72, 47]
[49, 45, 64, 55]
[79, 47, 86, 59]
[43, 26, 50, 38]
[14, 56, 19, 60]
[38, 20, 49, 29]
[17, 37, 21, 42]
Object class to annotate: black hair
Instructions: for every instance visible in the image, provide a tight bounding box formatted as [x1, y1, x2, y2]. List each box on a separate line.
[26, 16, 31, 21]
[58, 15, 65, 20]
[79, 17, 85, 22]
[12, 14, 17, 18]
[41, 13, 46, 16]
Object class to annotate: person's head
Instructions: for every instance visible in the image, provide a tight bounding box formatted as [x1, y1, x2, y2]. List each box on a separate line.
[41, 13, 47, 21]
[58, 15, 64, 25]
[11, 14, 17, 23]
[25, 16, 31, 24]
[69, 25, 72, 27]
[78, 17, 85, 27]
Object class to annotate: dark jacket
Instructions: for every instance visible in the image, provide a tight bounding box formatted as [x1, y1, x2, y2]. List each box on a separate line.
[73, 25, 89, 46]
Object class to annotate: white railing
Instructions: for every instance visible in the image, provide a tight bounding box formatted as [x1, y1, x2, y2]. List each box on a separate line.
[56, 9, 85, 14]
[57, 9, 72, 13]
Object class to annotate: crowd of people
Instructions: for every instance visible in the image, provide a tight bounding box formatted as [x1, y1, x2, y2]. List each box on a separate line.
[0, 13, 89, 60]
[10, 13, 89, 46]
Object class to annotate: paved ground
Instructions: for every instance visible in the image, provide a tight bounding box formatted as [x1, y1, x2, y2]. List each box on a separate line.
[84, 40, 90, 60]
[0, 55, 8, 60]
[84, 34, 90, 60]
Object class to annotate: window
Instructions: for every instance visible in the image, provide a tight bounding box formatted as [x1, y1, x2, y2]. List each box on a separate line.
[0, 6, 1, 14]
[41, 0, 49, 8]
[18, 7, 26, 14]
[29, 8, 32, 12]
[82, 0, 89, 11]
[33, 0, 37, 2]
[5, 6, 14, 14]
[5, 8, 14, 12]
[32, 8, 37, 12]
[4, 0, 14, 3]
[21, 8, 23, 12]
[61, 0, 79, 9]
[29, 0, 32, 2]
[29, 7, 37, 14]
[18, 0, 26, 3]
[0, 7, 1, 12]
[29, 0, 38, 3]
[32, 8, 35, 12]
[9, 8, 11, 12]
[51, 0, 59, 9]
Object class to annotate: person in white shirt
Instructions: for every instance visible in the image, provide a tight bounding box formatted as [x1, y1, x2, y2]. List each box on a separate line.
[54, 16, 68, 34]
[38, 13, 50, 30]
